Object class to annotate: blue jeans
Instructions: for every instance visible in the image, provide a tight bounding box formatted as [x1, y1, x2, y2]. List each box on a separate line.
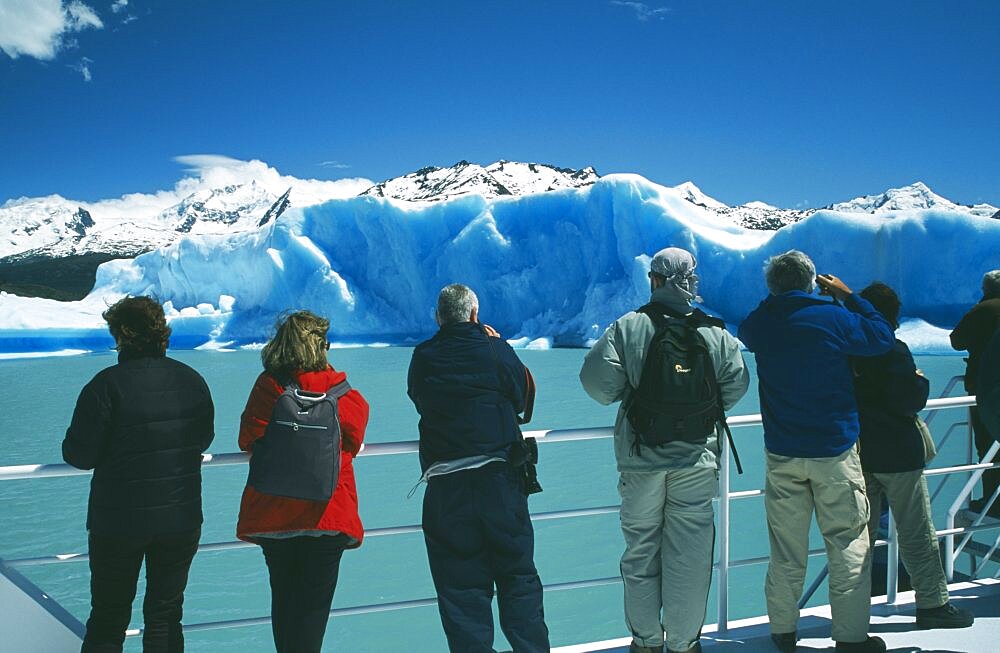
[81, 528, 200, 653]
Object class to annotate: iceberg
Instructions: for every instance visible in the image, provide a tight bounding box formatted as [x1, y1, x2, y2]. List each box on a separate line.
[1, 175, 997, 353]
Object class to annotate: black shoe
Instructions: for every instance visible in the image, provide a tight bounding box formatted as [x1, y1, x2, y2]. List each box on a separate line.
[834, 636, 886, 652]
[770, 631, 797, 652]
[916, 601, 975, 629]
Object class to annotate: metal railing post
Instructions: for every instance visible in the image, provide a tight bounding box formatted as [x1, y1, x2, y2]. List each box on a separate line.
[945, 440, 1000, 581]
[886, 507, 899, 604]
[717, 427, 731, 634]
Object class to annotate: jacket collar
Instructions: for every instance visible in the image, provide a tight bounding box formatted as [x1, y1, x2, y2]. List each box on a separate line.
[649, 286, 693, 316]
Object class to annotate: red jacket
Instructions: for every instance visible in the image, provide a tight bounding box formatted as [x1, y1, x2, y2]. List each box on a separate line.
[236, 366, 369, 546]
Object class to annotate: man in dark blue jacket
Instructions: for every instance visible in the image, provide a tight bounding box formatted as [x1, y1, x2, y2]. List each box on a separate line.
[408, 284, 548, 653]
[739, 251, 894, 653]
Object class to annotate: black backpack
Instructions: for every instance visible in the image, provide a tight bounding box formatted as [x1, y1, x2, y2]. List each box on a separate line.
[247, 377, 353, 501]
[625, 303, 743, 473]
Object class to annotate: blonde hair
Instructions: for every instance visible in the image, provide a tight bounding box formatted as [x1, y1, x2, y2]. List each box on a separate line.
[262, 311, 330, 377]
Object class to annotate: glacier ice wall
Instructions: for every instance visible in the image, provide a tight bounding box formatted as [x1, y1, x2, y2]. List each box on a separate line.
[8, 174, 1000, 350]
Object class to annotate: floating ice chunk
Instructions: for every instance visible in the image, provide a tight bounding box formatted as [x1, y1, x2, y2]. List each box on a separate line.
[219, 295, 235, 312]
[196, 303, 216, 315]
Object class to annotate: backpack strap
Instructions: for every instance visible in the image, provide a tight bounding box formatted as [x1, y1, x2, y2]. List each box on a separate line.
[326, 379, 352, 400]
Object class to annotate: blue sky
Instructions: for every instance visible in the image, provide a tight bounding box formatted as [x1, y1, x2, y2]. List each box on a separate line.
[1, 0, 998, 207]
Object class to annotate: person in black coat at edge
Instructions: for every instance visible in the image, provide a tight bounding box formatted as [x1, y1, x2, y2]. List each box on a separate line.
[976, 328, 1000, 476]
[950, 269, 1000, 516]
[407, 283, 549, 653]
[63, 296, 215, 652]
[853, 283, 973, 630]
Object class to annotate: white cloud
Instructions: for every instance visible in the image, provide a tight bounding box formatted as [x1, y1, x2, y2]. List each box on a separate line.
[110, 0, 127, 13]
[69, 56, 93, 81]
[318, 160, 352, 169]
[611, 1, 670, 22]
[172, 154, 373, 206]
[0, 0, 103, 60]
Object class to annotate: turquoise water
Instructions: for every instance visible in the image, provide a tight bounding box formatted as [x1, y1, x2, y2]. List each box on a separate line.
[0, 349, 973, 651]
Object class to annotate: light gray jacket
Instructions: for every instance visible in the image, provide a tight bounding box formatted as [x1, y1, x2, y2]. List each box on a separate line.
[580, 287, 750, 472]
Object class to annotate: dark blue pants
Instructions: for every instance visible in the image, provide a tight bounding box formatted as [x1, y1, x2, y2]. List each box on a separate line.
[260, 534, 349, 653]
[82, 528, 200, 653]
[422, 463, 549, 653]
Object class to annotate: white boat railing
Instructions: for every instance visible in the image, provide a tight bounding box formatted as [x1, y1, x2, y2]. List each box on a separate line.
[1, 394, 998, 640]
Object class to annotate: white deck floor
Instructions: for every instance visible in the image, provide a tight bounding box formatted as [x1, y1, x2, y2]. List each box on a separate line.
[555, 579, 1000, 653]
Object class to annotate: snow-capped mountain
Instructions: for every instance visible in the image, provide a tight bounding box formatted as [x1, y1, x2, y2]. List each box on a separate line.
[672, 181, 998, 231]
[0, 181, 292, 263]
[672, 181, 728, 210]
[360, 160, 599, 202]
[827, 181, 997, 218]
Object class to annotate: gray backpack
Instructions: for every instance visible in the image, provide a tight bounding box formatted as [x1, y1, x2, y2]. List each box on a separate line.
[247, 378, 352, 501]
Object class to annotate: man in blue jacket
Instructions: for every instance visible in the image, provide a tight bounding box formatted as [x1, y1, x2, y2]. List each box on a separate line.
[408, 284, 548, 653]
[739, 251, 894, 653]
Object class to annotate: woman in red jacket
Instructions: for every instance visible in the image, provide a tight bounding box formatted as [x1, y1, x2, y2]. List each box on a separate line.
[236, 311, 369, 653]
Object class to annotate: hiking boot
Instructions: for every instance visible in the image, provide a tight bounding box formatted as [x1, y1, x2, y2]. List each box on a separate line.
[916, 601, 975, 629]
[834, 636, 886, 652]
[770, 631, 797, 652]
[667, 642, 702, 653]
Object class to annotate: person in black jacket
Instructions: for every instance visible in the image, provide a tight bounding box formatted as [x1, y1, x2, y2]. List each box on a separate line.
[950, 269, 1000, 514]
[407, 284, 549, 653]
[978, 327, 1000, 446]
[63, 296, 215, 652]
[854, 283, 973, 630]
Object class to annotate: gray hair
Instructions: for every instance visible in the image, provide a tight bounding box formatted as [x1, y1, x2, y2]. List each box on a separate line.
[436, 284, 479, 326]
[764, 250, 816, 295]
[983, 270, 1000, 299]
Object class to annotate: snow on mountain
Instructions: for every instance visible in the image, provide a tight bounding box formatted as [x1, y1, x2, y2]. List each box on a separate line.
[743, 201, 777, 210]
[360, 160, 599, 202]
[671, 181, 729, 210]
[827, 181, 998, 217]
[672, 181, 998, 230]
[0, 157, 371, 261]
[3, 174, 998, 355]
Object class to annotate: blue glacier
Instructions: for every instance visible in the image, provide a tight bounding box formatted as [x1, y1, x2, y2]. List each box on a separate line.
[1, 175, 998, 353]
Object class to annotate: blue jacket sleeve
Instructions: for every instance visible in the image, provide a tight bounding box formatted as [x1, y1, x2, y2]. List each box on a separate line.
[837, 294, 896, 356]
[62, 376, 113, 470]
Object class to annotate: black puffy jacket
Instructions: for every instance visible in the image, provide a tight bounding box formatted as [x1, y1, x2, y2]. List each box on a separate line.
[63, 353, 215, 536]
[407, 322, 528, 472]
[853, 339, 930, 473]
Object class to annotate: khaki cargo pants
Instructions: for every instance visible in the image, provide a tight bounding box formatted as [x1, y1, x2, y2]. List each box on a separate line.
[865, 470, 949, 609]
[764, 446, 872, 643]
[619, 467, 717, 652]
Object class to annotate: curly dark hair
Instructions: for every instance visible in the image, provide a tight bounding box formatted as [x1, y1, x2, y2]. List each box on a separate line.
[103, 296, 171, 356]
[859, 282, 901, 330]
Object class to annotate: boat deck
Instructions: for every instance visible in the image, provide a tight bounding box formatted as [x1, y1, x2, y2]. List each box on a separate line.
[555, 579, 1000, 652]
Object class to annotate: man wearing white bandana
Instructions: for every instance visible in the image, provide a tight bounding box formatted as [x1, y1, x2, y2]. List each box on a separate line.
[580, 247, 749, 653]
